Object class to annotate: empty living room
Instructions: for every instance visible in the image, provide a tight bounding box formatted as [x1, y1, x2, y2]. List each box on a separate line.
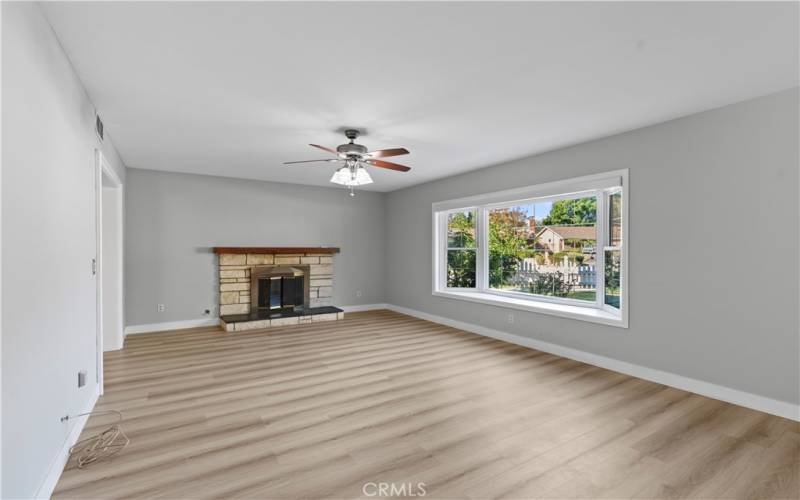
[2, 1, 799, 499]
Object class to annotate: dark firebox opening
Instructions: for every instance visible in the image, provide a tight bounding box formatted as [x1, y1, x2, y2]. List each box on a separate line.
[258, 276, 304, 311]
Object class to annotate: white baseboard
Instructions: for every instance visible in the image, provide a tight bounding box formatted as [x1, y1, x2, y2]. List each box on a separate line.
[35, 385, 100, 499]
[125, 317, 219, 335]
[340, 303, 388, 312]
[385, 304, 800, 422]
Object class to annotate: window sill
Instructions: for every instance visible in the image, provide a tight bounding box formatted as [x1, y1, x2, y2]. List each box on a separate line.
[432, 290, 627, 328]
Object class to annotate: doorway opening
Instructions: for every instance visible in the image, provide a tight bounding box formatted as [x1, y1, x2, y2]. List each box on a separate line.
[96, 150, 124, 394]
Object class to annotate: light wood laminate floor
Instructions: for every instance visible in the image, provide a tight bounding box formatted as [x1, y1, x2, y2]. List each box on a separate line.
[54, 310, 799, 499]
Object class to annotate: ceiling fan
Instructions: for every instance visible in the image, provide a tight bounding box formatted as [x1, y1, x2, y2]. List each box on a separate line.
[284, 129, 411, 195]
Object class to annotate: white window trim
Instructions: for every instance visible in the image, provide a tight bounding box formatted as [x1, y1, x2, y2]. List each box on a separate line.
[432, 169, 629, 328]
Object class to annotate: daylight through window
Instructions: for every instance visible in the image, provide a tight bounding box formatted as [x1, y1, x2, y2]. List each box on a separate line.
[446, 210, 477, 288]
[433, 171, 627, 326]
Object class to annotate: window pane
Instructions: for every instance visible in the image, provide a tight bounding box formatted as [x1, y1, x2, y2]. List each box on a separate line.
[447, 210, 476, 248]
[489, 197, 596, 302]
[604, 249, 621, 309]
[447, 250, 476, 288]
[608, 191, 622, 247]
[488, 206, 530, 289]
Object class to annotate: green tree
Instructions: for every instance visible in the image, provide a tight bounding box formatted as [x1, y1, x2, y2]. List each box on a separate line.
[447, 250, 475, 287]
[542, 198, 597, 226]
[447, 211, 475, 247]
[488, 209, 532, 287]
[446, 211, 476, 287]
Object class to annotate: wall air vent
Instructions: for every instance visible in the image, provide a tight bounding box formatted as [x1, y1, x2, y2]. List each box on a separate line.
[95, 114, 104, 142]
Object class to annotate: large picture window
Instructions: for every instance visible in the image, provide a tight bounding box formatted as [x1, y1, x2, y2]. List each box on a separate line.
[433, 170, 627, 327]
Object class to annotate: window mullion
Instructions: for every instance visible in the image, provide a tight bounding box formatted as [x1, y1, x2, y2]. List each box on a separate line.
[595, 190, 606, 309]
[439, 212, 447, 290]
[477, 207, 488, 291]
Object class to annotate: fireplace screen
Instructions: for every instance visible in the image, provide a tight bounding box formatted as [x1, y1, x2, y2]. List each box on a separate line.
[251, 266, 308, 312]
[259, 276, 304, 310]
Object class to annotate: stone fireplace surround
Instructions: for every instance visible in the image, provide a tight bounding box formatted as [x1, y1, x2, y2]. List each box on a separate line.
[214, 247, 343, 331]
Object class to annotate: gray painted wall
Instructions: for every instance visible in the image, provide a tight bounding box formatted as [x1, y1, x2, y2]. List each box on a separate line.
[125, 169, 386, 326]
[386, 88, 800, 405]
[1, 3, 127, 497]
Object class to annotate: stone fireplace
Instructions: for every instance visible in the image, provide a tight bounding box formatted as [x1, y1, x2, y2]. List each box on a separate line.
[214, 247, 343, 332]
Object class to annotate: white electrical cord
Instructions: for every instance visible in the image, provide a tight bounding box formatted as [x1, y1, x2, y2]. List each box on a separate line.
[63, 409, 130, 468]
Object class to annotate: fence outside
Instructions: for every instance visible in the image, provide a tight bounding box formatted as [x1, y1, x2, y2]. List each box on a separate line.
[514, 259, 596, 290]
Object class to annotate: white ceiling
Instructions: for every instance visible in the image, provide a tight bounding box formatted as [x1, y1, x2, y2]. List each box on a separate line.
[42, 1, 798, 191]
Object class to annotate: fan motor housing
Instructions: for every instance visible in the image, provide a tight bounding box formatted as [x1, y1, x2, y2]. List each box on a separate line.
[337, 143, 367, 156]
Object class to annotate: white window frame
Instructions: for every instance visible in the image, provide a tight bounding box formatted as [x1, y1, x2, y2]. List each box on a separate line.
[602, 188, 624, 316]
[432, 169, 628, 328]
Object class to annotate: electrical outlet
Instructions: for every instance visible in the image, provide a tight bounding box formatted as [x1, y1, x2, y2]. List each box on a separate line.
[507, 313, 515, 324]
[157, 304, 166, 313]
[356, 290, 362, 298]
[78, 370, 87, 388]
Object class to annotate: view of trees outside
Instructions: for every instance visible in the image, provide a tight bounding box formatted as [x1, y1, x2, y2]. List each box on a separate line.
[446, 210, 476, 287]
[488, 208, 531, 288]
[444, 193, 622, 310]
[604, 250, 621, 308]
[489, 197, 597, 301]
[542, 197, 596, 226]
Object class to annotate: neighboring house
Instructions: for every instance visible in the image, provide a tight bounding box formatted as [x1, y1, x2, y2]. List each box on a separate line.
[535, 226, 596, 253]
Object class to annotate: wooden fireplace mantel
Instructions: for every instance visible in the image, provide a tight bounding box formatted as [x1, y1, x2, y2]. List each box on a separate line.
[213, 247, 340, 255]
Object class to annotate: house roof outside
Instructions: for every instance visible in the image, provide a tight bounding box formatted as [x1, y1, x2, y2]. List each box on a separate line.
[536, 225, 596, 241]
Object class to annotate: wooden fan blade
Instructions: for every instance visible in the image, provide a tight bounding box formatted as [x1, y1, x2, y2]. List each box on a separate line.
[283, 159, 340, 165]
[365, 159, 411, 172]
[366, 147, 410, 158]
[309, 144, 338, 155]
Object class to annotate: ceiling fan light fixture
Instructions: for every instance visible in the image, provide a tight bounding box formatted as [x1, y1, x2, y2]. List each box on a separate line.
[354, 166, 373, 185]
[329, 166, 349, 185]
[288, 130, 409, 193]
[330, 165, 373, 187]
